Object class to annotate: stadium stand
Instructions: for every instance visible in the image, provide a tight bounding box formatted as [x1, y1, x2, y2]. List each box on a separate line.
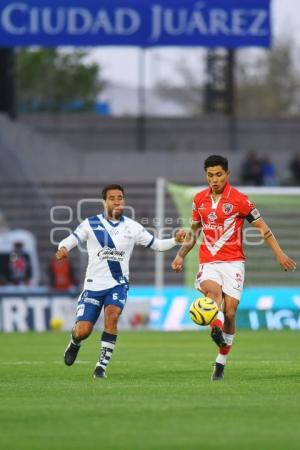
[0, 181, 182, 285]
[0, 180, 299, 287]
[0, 113, 299, 286]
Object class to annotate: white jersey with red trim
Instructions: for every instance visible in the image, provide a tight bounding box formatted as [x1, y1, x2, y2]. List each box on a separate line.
[192, 183, 260, 263]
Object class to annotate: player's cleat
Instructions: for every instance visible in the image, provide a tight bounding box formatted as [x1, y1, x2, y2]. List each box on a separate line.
[211, 362, 225, 381]
[211, 326, 226, 348]
[64, 342, 80, 366]
[93, 365, 107, 379]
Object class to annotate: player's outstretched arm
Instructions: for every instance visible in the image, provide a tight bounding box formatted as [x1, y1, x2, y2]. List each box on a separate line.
[150, 229, 187, 252]
[172, 223, 202, 272]
[251, 218, 296, 272]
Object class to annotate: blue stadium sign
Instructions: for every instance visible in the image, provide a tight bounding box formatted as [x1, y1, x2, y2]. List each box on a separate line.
[0, 0, 271, 48]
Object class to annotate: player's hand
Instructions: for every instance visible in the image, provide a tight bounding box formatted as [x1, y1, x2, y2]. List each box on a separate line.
[172, 255, 184, 272]
[175, 229, 187, 244]
[56, 247, 69, 260]
[276, 252, 296, 272]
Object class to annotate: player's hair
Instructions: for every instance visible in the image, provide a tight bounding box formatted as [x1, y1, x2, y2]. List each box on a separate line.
[204, 155, 228, 171]
[102, 184, 124, 200]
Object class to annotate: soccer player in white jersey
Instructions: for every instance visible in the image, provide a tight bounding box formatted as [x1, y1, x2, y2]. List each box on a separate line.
[56, 184, 185, 379]
[172, 155, 296, 381]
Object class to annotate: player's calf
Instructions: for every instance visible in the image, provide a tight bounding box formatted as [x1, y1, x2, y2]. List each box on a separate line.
[64, 322, 93, 366]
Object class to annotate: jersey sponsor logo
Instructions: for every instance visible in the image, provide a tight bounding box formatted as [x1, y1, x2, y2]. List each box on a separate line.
[203, 213, 238, 256]
[97, 246, 125, 262]
[222, 203, 234, 215]
[202, 223, 223, 231]
[208, 211, 217, 222]
[84, 297, 101, 306]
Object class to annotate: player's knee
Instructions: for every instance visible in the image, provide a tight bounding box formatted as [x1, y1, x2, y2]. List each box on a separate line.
[105, 307, 121, 331]
[106, 311, 120, 327]
[73, 322, 92, 340]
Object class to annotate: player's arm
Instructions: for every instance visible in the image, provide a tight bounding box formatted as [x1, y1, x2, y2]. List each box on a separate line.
[251, 218, 296, 272]
[149, 229, 187, 251]
[56, 220, 89, 260]
[171, 222, 202, 272]
[135, 222, 186, 252]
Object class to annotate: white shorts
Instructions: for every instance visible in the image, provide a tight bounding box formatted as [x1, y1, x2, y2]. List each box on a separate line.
[194, 261, 245, 301]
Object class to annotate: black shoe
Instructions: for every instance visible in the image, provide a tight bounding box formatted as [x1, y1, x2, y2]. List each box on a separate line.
[211, 362, 225, 381]
[64, 342, 80, 366]
[211, 326, 226, 348]
[93, 365, 107, 379]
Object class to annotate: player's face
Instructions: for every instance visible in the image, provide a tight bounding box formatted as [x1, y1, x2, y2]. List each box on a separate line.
[206, 166, 229, 194]
[104, 189, 125, 219]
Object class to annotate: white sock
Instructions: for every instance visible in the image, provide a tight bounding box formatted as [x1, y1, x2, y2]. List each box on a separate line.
[217, 311, 224, 324]
[215, 333, 235, 366]
[98, 341, 115, 370]
[223, 332, 234, 346]
[216, 354, 227, 365]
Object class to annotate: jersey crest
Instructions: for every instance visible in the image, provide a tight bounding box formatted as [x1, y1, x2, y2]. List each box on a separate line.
[222, 203, 233, 215]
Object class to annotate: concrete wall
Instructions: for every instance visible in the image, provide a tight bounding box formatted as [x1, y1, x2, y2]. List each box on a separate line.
[0, 114, 298, 183]
[20, 114, 300, 154]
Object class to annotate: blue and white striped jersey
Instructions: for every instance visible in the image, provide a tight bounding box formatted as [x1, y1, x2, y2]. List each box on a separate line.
[59, 214, 169, 291]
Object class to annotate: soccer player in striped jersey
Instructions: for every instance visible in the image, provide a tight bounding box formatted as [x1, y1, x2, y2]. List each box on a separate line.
[172, 155, 296, 381]
[56, 184, 185, 379]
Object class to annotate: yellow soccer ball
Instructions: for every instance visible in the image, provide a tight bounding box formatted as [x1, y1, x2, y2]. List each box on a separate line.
[189, 297, 218, 326]
[50, 316, 64, 331]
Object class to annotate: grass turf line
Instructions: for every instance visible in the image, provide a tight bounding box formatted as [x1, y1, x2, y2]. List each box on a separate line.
[0, 330, 299, 450]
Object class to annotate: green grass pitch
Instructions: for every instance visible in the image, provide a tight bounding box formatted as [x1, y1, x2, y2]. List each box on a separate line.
[0, 330, 299, 450]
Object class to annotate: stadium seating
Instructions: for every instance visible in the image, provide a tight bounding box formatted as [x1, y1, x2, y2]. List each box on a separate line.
[0, 181, 182, 286]
[0, 113, 299, 287]
[0, 180, 299, 287]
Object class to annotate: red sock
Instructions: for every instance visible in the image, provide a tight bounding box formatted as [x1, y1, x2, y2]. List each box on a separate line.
[219, 345, 232, 356]
[210, 319, 223, 330]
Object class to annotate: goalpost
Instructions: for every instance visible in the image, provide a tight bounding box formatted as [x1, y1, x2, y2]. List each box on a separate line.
[155, 177, 166, 292]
